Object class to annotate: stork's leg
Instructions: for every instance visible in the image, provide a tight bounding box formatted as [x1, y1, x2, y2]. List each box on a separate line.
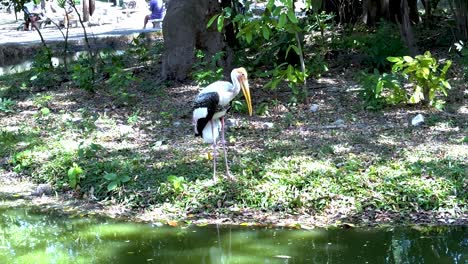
[211, 120, 217, 181]
[220, 117, 232, 180]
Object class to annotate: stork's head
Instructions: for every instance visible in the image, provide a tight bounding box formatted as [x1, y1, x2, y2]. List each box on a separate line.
[233, 67, 253, 116]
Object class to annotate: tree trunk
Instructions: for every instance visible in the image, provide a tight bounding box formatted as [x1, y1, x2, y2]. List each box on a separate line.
[324, 0, 361, 24]
[449, 0, 468, 41]
[407, 0, 419, 24]
[362, 0, 389, 27]
[398, 0, 418, 55]
[83, 0, 89, 22]
[363, 0, 418, 26]
[89, 0, 95, 16]
[162, 0, 232, 81]
[421, 0, 440, 18]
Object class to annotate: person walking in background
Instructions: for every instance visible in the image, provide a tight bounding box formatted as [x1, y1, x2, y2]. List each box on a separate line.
[143, 0, 164, 29]
[23, 0, 43, 30]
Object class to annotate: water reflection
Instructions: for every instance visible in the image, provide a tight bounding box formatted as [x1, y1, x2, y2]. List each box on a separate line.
[0, 206, 466, 264]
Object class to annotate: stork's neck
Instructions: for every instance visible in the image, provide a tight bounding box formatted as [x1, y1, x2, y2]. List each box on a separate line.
[230, 72, 241, 95]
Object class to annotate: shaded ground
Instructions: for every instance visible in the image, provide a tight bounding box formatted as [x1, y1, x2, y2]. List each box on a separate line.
[0, 60, 466, 227]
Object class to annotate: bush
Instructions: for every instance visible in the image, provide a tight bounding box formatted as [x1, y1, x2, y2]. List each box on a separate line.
[356, 70, 405, 110]
[388, 51, 452, 108]
[71, 54, 95, 92]
[357, 52, 452, 109]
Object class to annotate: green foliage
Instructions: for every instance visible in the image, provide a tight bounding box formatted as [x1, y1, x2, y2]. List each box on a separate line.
[191, 50, 224, 87]
[211, 0, 322, 101]
[127, 109, 140, 125]
[77, 142, 102, 159]
[256, 102, 270, 116]
[356, 70, 406, 110]
[341, 23, 407, 71]
[166, 175, 186, 194]
[67, 163, 83, 189]
[30, 48, 59, 88]
[231, 99, 248, 114]
[71, 54, 95, 92]
[12, 149, 34, 172]
[265, 63, 308, 102]
[0, 98, 15, 113]
[388, 51, 452, 108]
[102, 55, 138, 105]
[33, 94, 53, 108]
[38, 107, 50, 117]
[104, 172, 130, 191]
[126, 34, 150, 63]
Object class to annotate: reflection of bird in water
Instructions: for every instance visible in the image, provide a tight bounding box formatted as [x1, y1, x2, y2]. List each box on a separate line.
[192, 67, 253, 181]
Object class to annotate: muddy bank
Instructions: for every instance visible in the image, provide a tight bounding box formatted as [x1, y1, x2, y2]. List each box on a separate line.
[0, 32, 161, 66]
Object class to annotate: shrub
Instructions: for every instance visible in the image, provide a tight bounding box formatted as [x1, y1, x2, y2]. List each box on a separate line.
[356, 70, 405, 110]
[388, 51, 452, 108]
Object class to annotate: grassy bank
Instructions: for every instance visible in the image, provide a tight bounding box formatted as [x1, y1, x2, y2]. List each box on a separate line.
[0, 65, 466, 226]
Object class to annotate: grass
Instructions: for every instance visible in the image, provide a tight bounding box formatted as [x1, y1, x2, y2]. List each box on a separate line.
[1, 70, 466, 225]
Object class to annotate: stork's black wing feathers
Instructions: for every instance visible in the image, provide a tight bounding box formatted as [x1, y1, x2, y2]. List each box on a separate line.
[193, 92, 219, 137]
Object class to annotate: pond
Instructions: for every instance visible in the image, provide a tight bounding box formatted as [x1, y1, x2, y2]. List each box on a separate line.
[0, 206, 466, 264]
[0, 53, 81, 76]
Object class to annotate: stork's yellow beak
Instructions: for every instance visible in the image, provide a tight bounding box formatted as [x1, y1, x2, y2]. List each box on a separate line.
[240, 79, 253, 116]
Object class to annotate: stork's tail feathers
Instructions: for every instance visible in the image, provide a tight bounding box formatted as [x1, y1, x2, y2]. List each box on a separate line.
[202, 119, 221, 144]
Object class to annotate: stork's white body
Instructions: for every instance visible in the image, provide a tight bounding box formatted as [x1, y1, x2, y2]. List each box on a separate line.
[191, 67, 251, 181]
[192, 72, 243, 143]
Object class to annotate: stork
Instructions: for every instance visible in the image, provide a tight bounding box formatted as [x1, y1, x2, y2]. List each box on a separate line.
[192, 67, 253, 181]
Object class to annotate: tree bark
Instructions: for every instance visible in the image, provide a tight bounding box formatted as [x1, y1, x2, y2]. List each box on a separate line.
[363, 0, 418, 26]
[89, 0, 95, 16]
[398, 0, 418, 55]
[449, 0, 468, 41]
[162, 0, 233, 81]
[362, 0, 389, 27]
[324, 0, 361, 24]
[83, 0, 89, 22]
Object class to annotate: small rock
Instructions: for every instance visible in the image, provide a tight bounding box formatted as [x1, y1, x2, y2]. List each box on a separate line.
[263, 122, 274, 129]
[275, 104, 289, 112]
[71, 117, 82, 123]
[309, 104, 319, 113]
[226, 118, 239, 128]
[411, 114, 425, 126]
[173, 121, 182, 127]
[118, 124, 133, 135]
[32, 184, 53, 196]
[61, 113, 72, 122]
[333, 119, 345, 126]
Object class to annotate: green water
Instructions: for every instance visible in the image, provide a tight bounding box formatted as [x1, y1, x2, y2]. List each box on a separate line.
[0, 206, 466, 264]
